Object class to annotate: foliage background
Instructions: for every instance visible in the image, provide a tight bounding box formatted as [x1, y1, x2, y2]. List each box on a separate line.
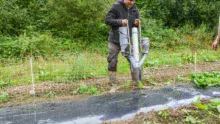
[0, 0, 219, 59]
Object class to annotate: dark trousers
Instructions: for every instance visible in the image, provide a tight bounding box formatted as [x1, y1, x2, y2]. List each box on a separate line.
[107, 42, 130, 72]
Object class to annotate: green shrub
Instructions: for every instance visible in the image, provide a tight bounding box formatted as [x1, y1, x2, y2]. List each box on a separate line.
[47, 0, 111, 43]
[137, 0, 220, 28]
[141, 18, 180, 48]
[0, 31, 61, 58]
[0, 0, 30, 35]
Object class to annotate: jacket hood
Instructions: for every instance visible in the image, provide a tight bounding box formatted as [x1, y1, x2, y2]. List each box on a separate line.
[117, 0, 124, 4]
[117, 0, 135, 8]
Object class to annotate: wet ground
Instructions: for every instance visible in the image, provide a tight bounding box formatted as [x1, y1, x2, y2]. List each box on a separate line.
[0, 84, 219, 124]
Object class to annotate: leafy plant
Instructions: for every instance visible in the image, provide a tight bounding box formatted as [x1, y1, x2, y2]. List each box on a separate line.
[185, 115, 202, 124]
[181, 53, 194, 63]
[36, 66, 50, 81]
[87, 86, 100, 95]
[192, 97, 220, 119]
[192, 97, 208, 110]
[138, 81, 144, 89]
[74, 84, 100, 95]
[190, 72, 220, 88]
[157, 109, 169, 119]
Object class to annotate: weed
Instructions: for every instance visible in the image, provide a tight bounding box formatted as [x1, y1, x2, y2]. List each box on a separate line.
[146, 78, 157, 85]
[185, 115, 203, 124]
[122, 81, 132, 89]
[36, 66, 50, 81]
[78, 84, 88, 94]
[176, 75, 190, 82]
[45, 91, 56, 98]
[157, 109, 169, 119]
[0, 92, 11, 103]
[181, 53, 194, 63]
[192, 97, 220, 119]
[74, 84, 100, 95]
[164, 81, 172, 85]
[138, 81, 144, 89]
[88, 86, 100, 95]
[0, 80, 12, 88]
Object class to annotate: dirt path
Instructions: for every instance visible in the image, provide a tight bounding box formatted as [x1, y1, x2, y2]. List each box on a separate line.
[1, 61, 220, 108]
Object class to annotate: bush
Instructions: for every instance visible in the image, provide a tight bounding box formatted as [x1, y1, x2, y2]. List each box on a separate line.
[47, 0, 111, 43]
[0, 0, 30, 36]
[141, 18, 180, 48]
[136, 0, 220, 28]
[0, 31, 61, 58]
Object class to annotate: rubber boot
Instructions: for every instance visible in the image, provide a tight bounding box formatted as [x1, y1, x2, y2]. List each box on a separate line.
[109, 71, 117, 85]
[108, 71, 118, 93]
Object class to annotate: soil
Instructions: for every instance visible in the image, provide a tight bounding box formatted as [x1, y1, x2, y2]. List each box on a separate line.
[103, 100, 220, 124]
[0, 61, 220, 108]
[103, 106, 220, 124]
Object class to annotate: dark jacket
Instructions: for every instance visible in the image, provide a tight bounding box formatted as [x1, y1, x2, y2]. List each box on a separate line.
[105, 0, 139, 44]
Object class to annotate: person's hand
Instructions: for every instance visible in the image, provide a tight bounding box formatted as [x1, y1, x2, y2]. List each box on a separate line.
[134, 19, 139, 27]
[122, 19, 128, 26]
[212, 40, 219, 50]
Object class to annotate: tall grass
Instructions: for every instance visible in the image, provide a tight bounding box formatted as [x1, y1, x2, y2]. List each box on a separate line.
[0, 48, 219, 88]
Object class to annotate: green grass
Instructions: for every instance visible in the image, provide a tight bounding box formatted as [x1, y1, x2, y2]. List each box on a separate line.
[0, 92, 11, 103]
[144, 48, 220, 67]
[0, 48, 219, 87]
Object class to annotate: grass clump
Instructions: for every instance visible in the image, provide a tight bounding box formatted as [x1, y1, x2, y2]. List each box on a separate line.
[73, 84, 100, 95]
[0, 92, 11, 103]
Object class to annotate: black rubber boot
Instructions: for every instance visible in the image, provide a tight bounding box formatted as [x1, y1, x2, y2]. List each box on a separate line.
[108, 71, 119, 93]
